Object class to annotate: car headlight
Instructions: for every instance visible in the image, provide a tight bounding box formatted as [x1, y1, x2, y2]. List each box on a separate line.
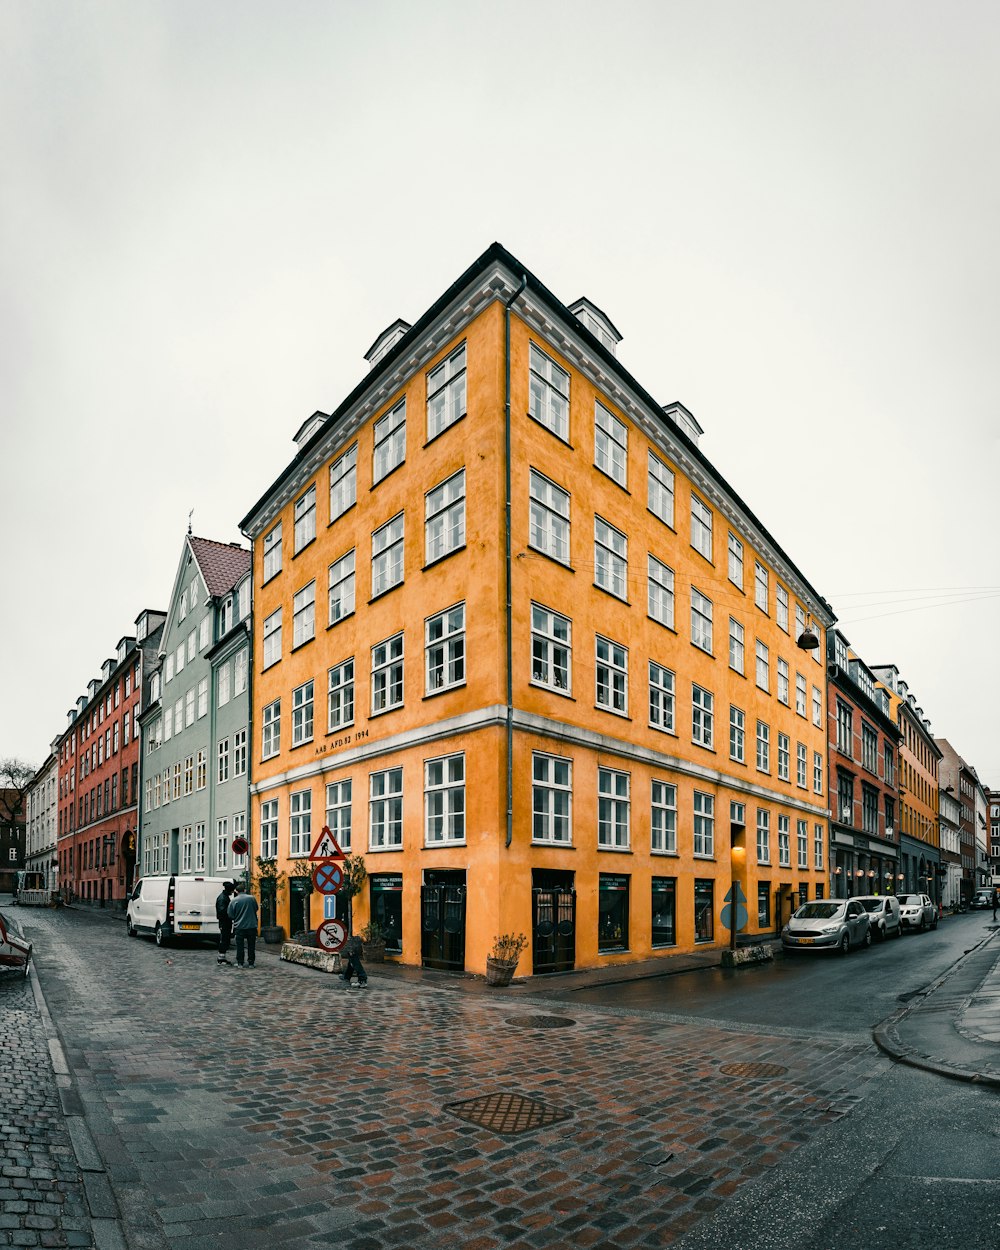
[821, 924, 840, 934]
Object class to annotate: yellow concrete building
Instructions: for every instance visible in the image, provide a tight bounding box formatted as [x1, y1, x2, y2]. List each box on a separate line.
[239, 244, 835, 976]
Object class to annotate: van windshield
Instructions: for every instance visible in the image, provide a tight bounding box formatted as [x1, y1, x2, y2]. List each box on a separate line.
[858, 898, 884, 913]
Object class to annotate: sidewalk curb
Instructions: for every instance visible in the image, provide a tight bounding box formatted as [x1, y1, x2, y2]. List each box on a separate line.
[871, 930, 1000, 1085]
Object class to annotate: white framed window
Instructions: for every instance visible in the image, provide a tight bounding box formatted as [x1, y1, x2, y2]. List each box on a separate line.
[218, 662, 231, 707]
[814, 751, 824, 795]
[187, 630, 196, 661]
[328, 550, 356, 625]
[293, 582, 316, 648]
[594, 517, 627, 599]
[197, 677, 208, 718]
[648, 662, 675, 734]
[329, 443, 358, 523]
[174, 697, 183, 735]
[778, 815, 790, 866]
[756, 720, 770, 773]
[598, 767, 630, 849]
[165, 653, 174, 683]
[648, 452, 674, 527]
[594, 401, 628, 487]
[196, 749, 207, 790]
[373, 398, 406, 483]
[776, 584, 789, 632]
[777, 657, 789, 705]
[692, 684, 714, 748]
[728, 532, 744, 588]
[755, 639, 770, 691]
[232, 812, 247, 871]
[756, 810, 770, 864]
[369, 767, 403, 849]
[529, 470, 570, 564]
[795, 672, 807, 717]
[690, 495, 713, 560]
[693, 791, 714, 857]
[261, 699, 280, 759]
[532, 753, 572, 844]
[531, 603, 571, 693]
[194, 822, 206, 872]
[528, 343, 569, 440]
[290, 789, 312, 856]
[426, 603, 465, 694]
[426, 342, 466, 439]
[797, 819, 808, 869]
[647, 556, 674, 628]
[185, 688, 195, 727]
[796, 741, 808, 788]
[184, 754, 193, 795]
[777, 732, 790, 782]
[181, 825, 192, 873]
[425, 470, 466, 564]
[596, 635, 628, 715]
[217, 738, 229, 784]
[812, 686, 823, 728]
[371, 632, 404, 714]
[691, 589, 713, 652]
[814, 822, 825, 870]
[651, 780, 677, 854]
[327, 659, 354, 731]
[263, 523, 282, 582]
[234, 650, 248, 696]
[755, 561, 769, 612]
[730, 705, 745, 763]
[424, 753, 465, 844]
[176, 643, 185, 675]
[729, 618, 745, 674]
[263, 608, 282, 669]
[325, 779, 352, 852]
[238, 579, 249, 622]
[199, 615, 211, 651]
[260, 799, 278, 859]
[371, 513, 404, 597]
[294, 485, 316, 553]
[234, 728, 247, 777]
[216, 818, 229, 871]
[292, 680, 314, 746]
[163, 706, 173, 741]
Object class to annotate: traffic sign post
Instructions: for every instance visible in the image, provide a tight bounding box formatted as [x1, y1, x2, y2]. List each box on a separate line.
[721, 880, 749, 951]
[313, 862, 344, 895]
[316, 918, 348, 953]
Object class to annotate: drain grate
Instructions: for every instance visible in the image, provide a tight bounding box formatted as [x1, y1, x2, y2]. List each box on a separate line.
[719, 1061, 788, 1078]
[505, 1015, 577, 1029]
[444, 1091, 573, 1135]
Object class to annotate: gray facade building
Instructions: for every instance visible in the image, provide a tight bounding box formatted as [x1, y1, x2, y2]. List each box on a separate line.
[138, 535, 252, 882]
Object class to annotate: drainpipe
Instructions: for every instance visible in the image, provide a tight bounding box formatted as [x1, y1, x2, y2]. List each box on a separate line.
[504, 274, 527, 849]
[240, 526, 255, 897]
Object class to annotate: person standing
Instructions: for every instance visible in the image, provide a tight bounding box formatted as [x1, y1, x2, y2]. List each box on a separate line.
[228, 886, 260, 968]
[215, 881, 235, 965]
[992, 887, 998, 921]
[340, 932, 368, 989]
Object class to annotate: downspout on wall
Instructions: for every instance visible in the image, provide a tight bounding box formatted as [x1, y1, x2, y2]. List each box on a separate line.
[504, 274, 527, 849]
[240, 527, 255, 893]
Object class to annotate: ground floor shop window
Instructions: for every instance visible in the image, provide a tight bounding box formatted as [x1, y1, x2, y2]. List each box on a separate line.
[369, 873, 403, 954]
[757, 882, 770, 928]
[598, 873, 629, 952]
[694, 878, 714, 943]
[651, 877, 676, 947]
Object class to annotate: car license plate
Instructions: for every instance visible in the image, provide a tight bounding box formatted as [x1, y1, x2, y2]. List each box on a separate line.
[798, 937, 814, 944]
[179, 923, 200, 930]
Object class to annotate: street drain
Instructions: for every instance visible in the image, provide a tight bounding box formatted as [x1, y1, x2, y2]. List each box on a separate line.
[505, 1015, 576, 1029]
[444, 1091, 573, 1136]
[719, 1062, 788, 1078]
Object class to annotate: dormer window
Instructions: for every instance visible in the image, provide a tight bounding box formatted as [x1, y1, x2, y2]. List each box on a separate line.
[136, 613, 148, 643]
[220, 595, 234, 637]
[568, 298, 622, 356]
[365, 319, 412, 370]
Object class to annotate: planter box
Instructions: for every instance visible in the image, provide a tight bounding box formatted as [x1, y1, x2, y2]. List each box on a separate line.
[280, 942, 343, 974]
[362, 941, 386, 964]
[261, 925, 286, 945]
[485, 957, 518, 987]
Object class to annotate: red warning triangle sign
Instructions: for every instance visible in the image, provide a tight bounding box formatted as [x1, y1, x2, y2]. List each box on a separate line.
[309, 825, 345, 861]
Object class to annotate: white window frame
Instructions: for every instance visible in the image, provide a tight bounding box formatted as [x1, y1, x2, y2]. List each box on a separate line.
[260, 799, 278, 860]
[691, 495, 713, 561]
[648, 661, 675, 734]
[755, 639, 769, 692]
[329, 443, 358, 523]
[529, 470, 570, 565]
[651, 780, 677, 854]
[531, 603, 571, 693]
[325, 779, 352, 852]
[261, 699, 280, 760]
[756, 720, 770, 773]
[290, 789, 312, 857]
[373, 398, 406, 483]
[371, 513, 404, 597]
[328, 549, 356, 625]
[425, 603, 465, 694]
[294, 485, 316, 554]
[528, 343, 570, 440]
[730, 705, 745, 763]
[594, 516, 628, 600]
[648, 451, 674, 528]
[777, 732, 790, 782]
[756, 810, 771, 864]
[426, 342, 466, 439]
[693, 791, 715, 857]
[424, 753, 466, 845]
[369, 767, 403, 849]
[425, 470, 466, 564]
[647, 555, 674, 628]
[755, 561, 769, 612]
[729, 618, 745, 674]
[263, 608, 282, 669]
[327, 659, 355, 732]
[292, 680, 314, 746]
[595, 635, 628, 716]
[594, 401, 628, 487]
[292, 581, 316, 649]
[692, 684, 714, 748]
[531, 752, 572, 845]
[597, 767, 630, 849]
[263, 523, 282, 582]
[691, 588, 713, 653]
[371, 632, 404, 715]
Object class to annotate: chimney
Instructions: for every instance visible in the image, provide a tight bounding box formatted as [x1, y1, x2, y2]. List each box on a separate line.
[365, 319, 412, 370]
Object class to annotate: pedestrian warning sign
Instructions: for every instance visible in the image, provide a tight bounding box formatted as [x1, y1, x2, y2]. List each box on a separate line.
[309, 825, 346, 861]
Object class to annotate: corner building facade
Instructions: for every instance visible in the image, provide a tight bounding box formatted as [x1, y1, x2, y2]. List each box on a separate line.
[241, 244, 835, 976]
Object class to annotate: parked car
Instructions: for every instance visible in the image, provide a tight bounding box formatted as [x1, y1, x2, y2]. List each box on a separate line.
[897, 892, 938, 932]
[782, 899, 873, 954]
[0, 909, 32, 978]
[855, 894, 902, 940]
[970, 891, 992, 910]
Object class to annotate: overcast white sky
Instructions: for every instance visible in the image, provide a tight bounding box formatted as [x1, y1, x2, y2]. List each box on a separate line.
[3, 0, 999, 782]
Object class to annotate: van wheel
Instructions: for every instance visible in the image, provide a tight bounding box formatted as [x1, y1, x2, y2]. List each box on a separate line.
[126, 918, 137, 938]
[155, 923, 169, 948]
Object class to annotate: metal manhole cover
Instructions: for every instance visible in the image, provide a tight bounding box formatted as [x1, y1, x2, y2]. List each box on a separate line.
[719, 1062, 788, 1078]
[505, 1015, 576, 1029]
[444, 1091, 573, 1136]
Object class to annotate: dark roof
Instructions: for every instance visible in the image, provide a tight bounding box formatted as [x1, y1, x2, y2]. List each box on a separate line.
[188, 536, 251, 598]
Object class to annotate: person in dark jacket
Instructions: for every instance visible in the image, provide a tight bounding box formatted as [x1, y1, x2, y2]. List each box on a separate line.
[228, 887, 260, 968]
[340, 933, 368, 988]
[215, 881, 235, 965]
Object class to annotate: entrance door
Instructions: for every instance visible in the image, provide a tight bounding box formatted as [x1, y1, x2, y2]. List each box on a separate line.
[532, 869, 576, 975]
[289, 878, 311, 938]
[421, 870, 466, 971]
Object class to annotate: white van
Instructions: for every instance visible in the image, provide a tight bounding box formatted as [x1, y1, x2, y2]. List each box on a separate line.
[126, 875, 233, 946]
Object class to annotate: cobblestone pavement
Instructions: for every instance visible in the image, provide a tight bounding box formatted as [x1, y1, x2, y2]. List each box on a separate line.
[12, 907, 895, 1250]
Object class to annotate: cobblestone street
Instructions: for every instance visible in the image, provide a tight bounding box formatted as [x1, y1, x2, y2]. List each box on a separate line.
[6, 908, 891, 1249]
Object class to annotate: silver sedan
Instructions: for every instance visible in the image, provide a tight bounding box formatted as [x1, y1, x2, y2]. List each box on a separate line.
[782, 899, 873, 954]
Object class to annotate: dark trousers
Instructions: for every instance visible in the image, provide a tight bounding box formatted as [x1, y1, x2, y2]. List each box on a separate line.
[218, 919, 233, 958]
[235, 930, 257, 966]
[341, 951, 367, 984]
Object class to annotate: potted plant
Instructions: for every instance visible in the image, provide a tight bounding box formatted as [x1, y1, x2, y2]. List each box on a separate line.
[359, 918, 387, 963]
[254, 856, 288, 944]
[486, 932, 529, 987]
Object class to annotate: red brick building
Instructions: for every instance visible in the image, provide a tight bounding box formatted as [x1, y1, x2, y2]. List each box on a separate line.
[57, 610, 165, 907]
